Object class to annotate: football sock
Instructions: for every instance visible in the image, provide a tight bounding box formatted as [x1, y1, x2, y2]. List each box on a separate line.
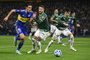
[69, 35, 74, 48]
[46, 40, 54, 49]
[57, 36, 61, 43]
[32, 38, 36, 50]
[17, 41, 24, 50]
[37, 41, 41, 50]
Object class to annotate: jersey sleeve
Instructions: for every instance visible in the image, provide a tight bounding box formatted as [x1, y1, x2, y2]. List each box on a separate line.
[30, 12, 33, 18]
[15, 9, 21, 13]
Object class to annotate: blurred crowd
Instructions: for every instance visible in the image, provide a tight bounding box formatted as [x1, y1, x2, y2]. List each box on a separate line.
[0, 0, 90, 36]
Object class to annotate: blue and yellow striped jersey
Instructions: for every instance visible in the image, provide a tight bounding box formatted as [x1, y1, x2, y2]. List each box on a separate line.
[15, 9, 33, 23]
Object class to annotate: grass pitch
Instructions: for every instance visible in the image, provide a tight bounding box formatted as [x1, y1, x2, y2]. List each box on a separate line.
[0, 36, 90, 60]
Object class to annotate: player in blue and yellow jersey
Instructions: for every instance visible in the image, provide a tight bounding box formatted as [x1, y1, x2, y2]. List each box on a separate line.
[4, 3, 33, 55]
[69, 11, 80, 34]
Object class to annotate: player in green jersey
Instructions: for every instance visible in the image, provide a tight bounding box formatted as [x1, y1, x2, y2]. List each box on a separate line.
[45, 10, 77, 53]
[28, 5, 50, 54]
[50, 9, 63, 44]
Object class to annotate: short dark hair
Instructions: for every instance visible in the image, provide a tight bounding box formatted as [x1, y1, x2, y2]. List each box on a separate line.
[26, 3, 32, 7]
[64, 8, 71, 12]
[39, 5, 45, 9]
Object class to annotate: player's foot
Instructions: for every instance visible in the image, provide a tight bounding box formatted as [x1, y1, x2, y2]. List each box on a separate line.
[36, 49, 42, 54]
[14, 37, 17, 46]
[16, 50, 22, 55]
[27, 49, 36, 54]
[44, 48, 48, 53]
[70, 47, 77, 51]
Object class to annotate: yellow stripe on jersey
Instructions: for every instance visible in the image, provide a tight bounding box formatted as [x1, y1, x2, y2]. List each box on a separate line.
[17, 14, 29, 23]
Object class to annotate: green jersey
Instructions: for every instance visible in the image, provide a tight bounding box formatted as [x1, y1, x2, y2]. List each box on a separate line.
[55, 15, 70, 30]
[35, 12, 50, 31]
[51, 14, 59, 20]
[50, 14, 59, 25]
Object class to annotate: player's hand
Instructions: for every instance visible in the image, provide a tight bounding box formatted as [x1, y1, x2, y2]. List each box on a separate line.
[4, 17, 8, 22]
[77, 24, 80, 27]
[0, 25, 3, 28]
[63, 23, 68, 27]
[33, 12, 37, 18]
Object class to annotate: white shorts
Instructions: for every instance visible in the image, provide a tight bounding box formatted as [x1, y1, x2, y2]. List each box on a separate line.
[34, 29, 49, 40]
[54, 28, 72, 36]
[50, 24, 57, 33]
[31, 26, 37, 33]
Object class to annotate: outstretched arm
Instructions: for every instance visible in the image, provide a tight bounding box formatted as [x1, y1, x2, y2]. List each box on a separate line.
[4, 9, 16, 21]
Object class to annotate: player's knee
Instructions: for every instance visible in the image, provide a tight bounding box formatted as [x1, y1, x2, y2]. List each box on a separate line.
[70, 34, 74, 38]
[21, 36, 25, 40]
[68, 33, 73, 37]
[51, 40, 54, 43]
[20, 35, 25, 40]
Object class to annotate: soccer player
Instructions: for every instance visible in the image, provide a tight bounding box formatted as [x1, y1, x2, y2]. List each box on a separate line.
[69, 11, 80, 34]
[44, 10, 77, 53]
[4, 3, 33, 55]
[27, 5, 50, 54]
[60, 11, 80, 43]
[50, 9, 61, 44]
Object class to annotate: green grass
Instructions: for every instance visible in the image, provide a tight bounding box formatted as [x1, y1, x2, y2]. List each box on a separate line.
[0, 36, 90, 60]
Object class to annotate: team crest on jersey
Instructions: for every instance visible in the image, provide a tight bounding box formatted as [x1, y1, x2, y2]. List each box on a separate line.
[42, 16, 45, 19]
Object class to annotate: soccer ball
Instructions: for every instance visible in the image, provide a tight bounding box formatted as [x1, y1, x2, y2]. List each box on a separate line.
[54, 49, 62, 57]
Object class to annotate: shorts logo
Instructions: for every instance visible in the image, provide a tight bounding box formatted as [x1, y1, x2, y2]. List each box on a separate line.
[18, 28, 22, 33]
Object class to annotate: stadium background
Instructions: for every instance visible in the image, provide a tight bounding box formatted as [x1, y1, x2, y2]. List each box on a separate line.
[0, 0, 90, 60]
[0, 0, 90, 36]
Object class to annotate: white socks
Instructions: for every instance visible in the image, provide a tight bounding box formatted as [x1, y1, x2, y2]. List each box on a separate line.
[69, 35, 74, 48]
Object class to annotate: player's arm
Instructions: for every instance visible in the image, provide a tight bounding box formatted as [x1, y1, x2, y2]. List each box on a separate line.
[76, 20, 80, 27]
[0, 24, 3, 28]
[60, 17, 69, 27]
[50, 15, 58, 23]
[73, 18, 80, 27]
[63, 22, 69, 27]
[4, 9, 16, 21]
[30, 12, 37, 23]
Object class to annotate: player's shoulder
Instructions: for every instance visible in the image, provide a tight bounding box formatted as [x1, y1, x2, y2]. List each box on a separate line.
[43, 12, 47, 17]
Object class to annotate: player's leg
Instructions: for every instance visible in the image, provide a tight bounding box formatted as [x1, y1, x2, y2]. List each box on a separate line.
[27, 30, 39, 54]
[14, 27, 21, 46]
[28, 29, 42, 54]
[63, 29, 77, 51]
[43, 32, 50, 41]
[15, 26, 26, 55]
[35, 37, 42, 54]
[57, 35, 63, 44]
[14, 34, 20, 46]
[28, 31, 35, 40]
[68, 33, 77, 51]
[45, 29, 61, 53]
[35, 30, 49, 54]
[16, 33, 25, 55]
[44, 35, 56, 53]
[27, 37, 36, 54]
[28, 32, 32, 40]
